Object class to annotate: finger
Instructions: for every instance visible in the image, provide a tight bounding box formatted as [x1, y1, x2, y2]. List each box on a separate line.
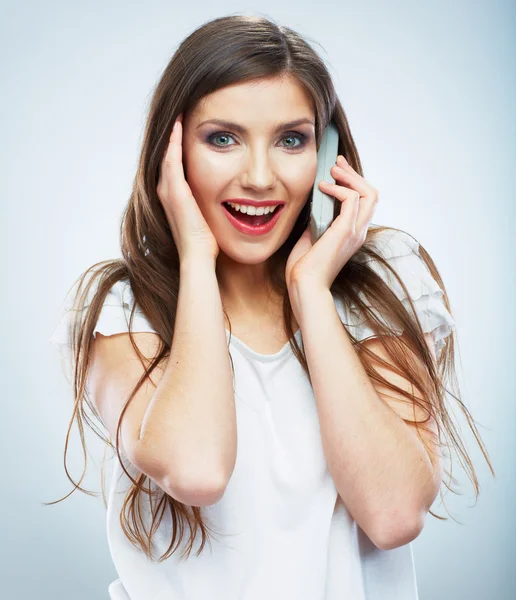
[337, 155, 357, 171]
[319, 181, 360, 232]
[330, 164, 375, 197]
[339, 189, 361, 233]
[329, 165, 379, 233]
[335, 177, 378, 233]
[355, 196, 378, 234]
[334, 186, 376, 236]
[160, 118, 177, 178]
[164, 116, 185, 193]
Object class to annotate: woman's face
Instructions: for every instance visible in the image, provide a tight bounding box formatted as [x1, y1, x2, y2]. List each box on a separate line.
[181, 75, 318, 265]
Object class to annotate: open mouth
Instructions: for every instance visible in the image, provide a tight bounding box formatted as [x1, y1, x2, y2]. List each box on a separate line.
[222, 203, 284, 227]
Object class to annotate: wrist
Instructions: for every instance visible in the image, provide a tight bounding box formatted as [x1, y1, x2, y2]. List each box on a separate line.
[180, 254, 217, 272]
[288, 280, 332, 329]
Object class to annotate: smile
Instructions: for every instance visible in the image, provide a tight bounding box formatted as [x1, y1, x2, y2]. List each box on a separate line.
[222, 202, 285, 236]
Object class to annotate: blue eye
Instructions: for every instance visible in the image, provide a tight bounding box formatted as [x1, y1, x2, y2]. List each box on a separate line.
[281, 133, 306, 149]
[206, 131, 307, 150]
[207, 132, 235, 147]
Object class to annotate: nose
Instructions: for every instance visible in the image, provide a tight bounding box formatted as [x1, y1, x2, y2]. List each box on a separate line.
[240, 149, 276, 191]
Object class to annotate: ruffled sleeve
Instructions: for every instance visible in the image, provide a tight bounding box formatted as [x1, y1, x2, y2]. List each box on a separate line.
[334, 229, 456, 359]
[48, 276, 157, 379]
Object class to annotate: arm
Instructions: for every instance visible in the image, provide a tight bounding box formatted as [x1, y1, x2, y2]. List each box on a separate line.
[291, 283, 442, 550]
[134, 255, 237, 502]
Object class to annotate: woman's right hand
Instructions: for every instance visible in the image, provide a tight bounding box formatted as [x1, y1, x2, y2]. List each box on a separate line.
[157, 113, 219, 263]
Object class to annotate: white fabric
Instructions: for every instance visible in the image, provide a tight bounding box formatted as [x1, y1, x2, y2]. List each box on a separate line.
[49, 273, 157, 381]
[334, 228, 456, 361]
[48, 229, 455, 600]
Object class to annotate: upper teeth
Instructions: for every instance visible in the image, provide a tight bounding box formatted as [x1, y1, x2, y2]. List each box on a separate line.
[225, 202, 281, 215]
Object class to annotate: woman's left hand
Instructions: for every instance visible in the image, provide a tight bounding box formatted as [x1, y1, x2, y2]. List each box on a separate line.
[285, 154, 379, 292]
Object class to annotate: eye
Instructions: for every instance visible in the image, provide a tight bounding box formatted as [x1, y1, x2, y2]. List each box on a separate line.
[207, 132, 236, 147]
[280, 132, 306, 149]
[205, 131, 307, 150]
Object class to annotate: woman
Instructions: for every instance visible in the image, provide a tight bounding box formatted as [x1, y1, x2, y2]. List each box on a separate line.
[48, 14, 494, 600]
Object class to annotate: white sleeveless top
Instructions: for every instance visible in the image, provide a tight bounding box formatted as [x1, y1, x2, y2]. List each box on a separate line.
[49, 229, 455, 600]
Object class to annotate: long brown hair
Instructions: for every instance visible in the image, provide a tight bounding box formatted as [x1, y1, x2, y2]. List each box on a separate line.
[45, 14, 495, 562]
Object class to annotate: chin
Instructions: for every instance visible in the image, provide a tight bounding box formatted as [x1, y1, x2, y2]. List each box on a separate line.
[217, 245, 276, 265]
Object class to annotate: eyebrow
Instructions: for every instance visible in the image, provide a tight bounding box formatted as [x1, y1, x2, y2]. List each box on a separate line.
[196, 118, 315, 133]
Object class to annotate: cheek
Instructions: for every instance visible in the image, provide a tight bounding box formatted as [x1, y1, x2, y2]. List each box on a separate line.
[183, 153, 221, 200]
[291, 161, 317, 193]
[185, 147, 229, 186]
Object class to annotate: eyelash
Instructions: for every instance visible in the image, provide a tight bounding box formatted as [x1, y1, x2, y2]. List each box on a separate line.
[205, 131, 308, 151]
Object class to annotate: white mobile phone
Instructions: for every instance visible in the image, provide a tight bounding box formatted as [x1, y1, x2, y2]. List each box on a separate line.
[309, 121, 340, 243]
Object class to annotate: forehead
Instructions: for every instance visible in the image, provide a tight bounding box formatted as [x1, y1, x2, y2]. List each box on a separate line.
[191, 76, 315, 122]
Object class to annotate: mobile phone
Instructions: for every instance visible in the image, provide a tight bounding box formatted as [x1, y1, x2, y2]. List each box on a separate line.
[310, 121, 340, 243]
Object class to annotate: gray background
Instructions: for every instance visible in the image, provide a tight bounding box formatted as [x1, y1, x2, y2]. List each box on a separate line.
[2, 0, 514, 598]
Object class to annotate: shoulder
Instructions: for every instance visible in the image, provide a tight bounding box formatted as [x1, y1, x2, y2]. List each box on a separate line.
[359, 227, 434, 297]
[362, 227, 420, 262]
[335, 226, 456, 358]
[53, 269, 130, 314]
[49, 272, 157, 372]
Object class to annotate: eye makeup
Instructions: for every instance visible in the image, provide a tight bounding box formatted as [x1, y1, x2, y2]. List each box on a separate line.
[204, 130, 310, 151]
